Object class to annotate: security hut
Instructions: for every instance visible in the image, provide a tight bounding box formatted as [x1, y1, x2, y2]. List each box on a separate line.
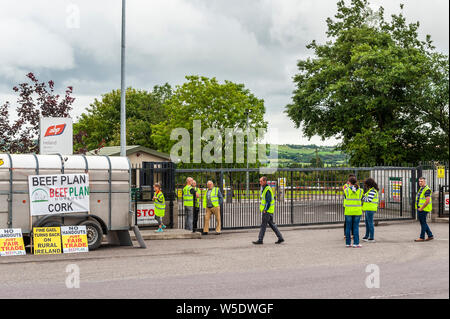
[0, 154, 140, 250]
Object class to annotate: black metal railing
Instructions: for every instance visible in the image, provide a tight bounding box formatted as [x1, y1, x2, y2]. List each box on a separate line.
[175, 166, 417, 230]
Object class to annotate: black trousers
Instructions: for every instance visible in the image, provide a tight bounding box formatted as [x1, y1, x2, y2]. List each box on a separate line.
[258, 212, 283, 242]
[193, 207, 200, 231]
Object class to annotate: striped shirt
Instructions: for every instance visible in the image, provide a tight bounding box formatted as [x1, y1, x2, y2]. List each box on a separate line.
[362, 189, 378, 203]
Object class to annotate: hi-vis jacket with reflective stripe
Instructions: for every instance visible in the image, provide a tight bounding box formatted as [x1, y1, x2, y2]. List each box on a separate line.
[416, 185, 432, 212]
[344, 187, 363, 216]
[183, 185, 193, 207]
[260, 186, 275, 214]
[203, 187, 220, 208]
[362, 188, 379, 212]
[154, 191, 165, 217]
[194, 187, 200, 208]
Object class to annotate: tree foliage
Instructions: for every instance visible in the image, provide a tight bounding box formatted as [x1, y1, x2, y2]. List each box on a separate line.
[73, 84, 172, 153]
[151, 76, 267, 166]
[0, 73, 74, 154]
[285, 0, 449, 165]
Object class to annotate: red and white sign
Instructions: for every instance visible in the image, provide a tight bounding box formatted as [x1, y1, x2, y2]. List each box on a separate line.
[137, 203, 158, 226]
[40, 117, 73, 155]
[445, 194, 449, 211]
[44, 124, 66, 137]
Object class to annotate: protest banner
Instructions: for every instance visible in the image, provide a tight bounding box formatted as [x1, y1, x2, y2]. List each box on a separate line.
[33, 227, 62, 255]
[0, 228, 26, 256]
[28, 174, 90, 216]
[61, 226, 89, 253]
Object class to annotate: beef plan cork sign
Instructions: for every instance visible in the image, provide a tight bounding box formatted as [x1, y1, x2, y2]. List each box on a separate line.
[28, 174, 90, 216]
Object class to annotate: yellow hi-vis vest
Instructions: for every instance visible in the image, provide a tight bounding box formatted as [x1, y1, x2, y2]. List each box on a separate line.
[342, 183, 350, 207]
[154, 191, 165, 217]
[362, 188, 379, 212]
[260, 186, 275, 214]
[416, 185, 432, 212]
[183, 185, 193, 207]
[203, 187, 220, 208]
[194, 187, 200, 208]
[344, 187, 363, 216]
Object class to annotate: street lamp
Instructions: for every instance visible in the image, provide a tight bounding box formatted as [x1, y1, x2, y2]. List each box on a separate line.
[120, 0, 127, 157]
[244, 109, 251, 198]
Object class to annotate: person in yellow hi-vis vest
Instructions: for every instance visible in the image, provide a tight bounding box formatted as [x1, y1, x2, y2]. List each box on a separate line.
[183, 177, 199, 231]
[414, 177, 434, 242]
[153, 183, 166, 233]
[343, 176, 363, 248]
[202, 181, 223, 235]
[253, 176, 284, 245]
[343, 174, 356, 240]
[192, 180, 201, 233]
[362, 178, 379, 243]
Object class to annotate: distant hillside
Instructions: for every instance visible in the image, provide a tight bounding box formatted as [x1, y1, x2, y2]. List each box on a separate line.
[268, 144, 348, 167]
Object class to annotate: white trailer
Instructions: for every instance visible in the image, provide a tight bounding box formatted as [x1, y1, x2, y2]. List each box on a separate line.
[0, 154, 142, 250]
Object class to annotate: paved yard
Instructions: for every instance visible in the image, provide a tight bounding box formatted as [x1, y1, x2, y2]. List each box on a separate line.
[0, 222, 448, 299]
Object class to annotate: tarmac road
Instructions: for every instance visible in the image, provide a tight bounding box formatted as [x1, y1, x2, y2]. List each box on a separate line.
[0, 222, 448, 299]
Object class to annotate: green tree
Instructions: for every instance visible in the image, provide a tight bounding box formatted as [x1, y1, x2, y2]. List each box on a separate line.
[151, 76, 267, 167]
[285, 0, 449, 165]
[73, 84, 172, 153]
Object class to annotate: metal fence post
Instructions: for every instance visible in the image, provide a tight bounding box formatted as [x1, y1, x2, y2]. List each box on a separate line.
[220, 170, 224, 229]
[290, 171, 294, 225]
[411, 168, 417, 219]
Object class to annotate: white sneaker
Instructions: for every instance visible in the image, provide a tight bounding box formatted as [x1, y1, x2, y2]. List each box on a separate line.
[353, 244, 362, 248]
[346, 245, 352, 248]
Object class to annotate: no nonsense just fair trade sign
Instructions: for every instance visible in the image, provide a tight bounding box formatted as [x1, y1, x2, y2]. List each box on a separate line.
[61, 226, 88, 253]
[0, 229, 26, 256]
[33, 227, 62, 255]
[28, 174, 90, 216]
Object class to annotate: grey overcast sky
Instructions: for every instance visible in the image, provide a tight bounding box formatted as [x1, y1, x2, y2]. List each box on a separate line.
[0, 0, 448, 146]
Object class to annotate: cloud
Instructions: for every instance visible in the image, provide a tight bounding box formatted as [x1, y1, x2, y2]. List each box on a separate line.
[0, 0, 448, 146]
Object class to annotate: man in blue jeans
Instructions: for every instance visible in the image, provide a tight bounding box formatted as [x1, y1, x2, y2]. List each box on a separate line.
[415, 177, 434, 242]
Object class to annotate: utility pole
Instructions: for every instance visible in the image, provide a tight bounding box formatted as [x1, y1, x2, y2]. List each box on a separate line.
[245, 109, 250, 199]
[120, 0, 127, 157]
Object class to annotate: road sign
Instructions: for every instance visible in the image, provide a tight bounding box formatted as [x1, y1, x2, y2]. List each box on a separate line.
[437, 166, 445, 179]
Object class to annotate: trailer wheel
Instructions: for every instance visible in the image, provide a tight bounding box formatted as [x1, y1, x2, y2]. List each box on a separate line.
[79, 220, 103, 251]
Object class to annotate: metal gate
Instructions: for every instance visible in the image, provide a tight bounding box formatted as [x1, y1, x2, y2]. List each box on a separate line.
[176, 166, 418, 230]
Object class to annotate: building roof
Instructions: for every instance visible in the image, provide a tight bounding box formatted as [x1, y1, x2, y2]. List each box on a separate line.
[87, 145, 171, 160]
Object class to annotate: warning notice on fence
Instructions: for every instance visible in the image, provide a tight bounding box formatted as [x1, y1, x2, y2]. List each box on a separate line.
[28, 174, 90, 216]
[0, 229, 26, 256]
[61, 226, 88, 254]
[137, 203, 158, 226]
[33, 227, 62, 255]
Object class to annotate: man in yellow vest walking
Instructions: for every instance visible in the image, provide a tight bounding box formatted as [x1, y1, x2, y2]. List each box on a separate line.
[415, 177, 434, 242]
[253, 176, 284, 245]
